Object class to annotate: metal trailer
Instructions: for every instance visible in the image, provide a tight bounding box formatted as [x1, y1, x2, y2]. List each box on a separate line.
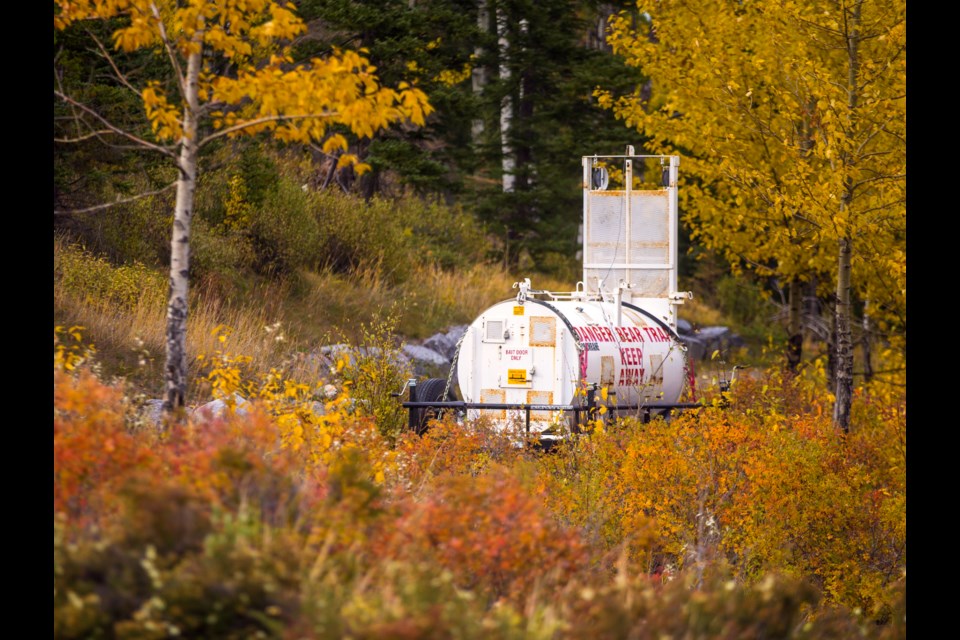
[402, 149, 706, 440]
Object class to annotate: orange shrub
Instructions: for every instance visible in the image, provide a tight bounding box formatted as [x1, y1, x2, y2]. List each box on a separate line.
[378, 466, 589, 604]
[54, 367, 159, 527]
[533, 367, 905, 617]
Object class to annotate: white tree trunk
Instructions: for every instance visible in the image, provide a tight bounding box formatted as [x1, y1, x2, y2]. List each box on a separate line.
[471, 0, 488, 142]
[497, 4, 514, 193]
[163, 48, 203, 416]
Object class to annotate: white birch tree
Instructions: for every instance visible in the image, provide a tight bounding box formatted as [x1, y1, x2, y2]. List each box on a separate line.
[54, 0, 432, 418]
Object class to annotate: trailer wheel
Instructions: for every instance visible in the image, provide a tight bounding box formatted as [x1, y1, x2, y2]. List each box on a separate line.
[414, 378, 449, 435]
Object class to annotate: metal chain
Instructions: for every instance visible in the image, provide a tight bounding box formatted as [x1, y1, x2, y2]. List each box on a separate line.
[441, 329, 468, 404]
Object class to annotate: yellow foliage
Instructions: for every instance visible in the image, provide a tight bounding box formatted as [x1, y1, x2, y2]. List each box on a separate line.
[55, 1, 434, 167]
[196, 325, 398, 480]
[222, 174, 252, 231]
[536, 361, 904, 613]
[54, 326, 95, 373]
[600, 0, 906, 332]
[434, 62, 473, 87]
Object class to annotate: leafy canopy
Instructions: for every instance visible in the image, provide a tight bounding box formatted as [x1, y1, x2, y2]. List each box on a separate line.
[54, 0, 433, 169]
[597, 0, 905, 330]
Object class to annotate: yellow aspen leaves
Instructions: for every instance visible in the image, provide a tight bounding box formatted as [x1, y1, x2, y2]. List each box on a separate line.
[600, 0, 904, 332]
[321, 134, 348, 155]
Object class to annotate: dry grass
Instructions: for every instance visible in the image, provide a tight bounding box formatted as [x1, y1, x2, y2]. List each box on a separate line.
[55, 233, 577, 402]
[678, 295, 729, 328]
[280, 262, 574, 342]
[56, 224, 751, 406]
[54, 261, 298, 400]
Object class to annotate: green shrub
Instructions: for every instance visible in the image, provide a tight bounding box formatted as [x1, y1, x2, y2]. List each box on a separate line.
[58, 168, 175, 271]
[400, 197, 487, 272]
[534, 251, 580, 284]
[561, 568, 883, 639]
[250, 181, 323, 276]
[313, 190, 416, 283]
[96, 196, 173, 268]
[332, 311, 413, 444]
[716, 275, 770, 326]
[714, 274, 786, 343]
[190, 216, 257, 285]
[194, 144, 280, 233]
[314, 190, 487, 285]
[55, 240, 166, 310]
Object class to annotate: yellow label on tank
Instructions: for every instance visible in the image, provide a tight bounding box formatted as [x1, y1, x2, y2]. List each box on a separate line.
[513, 306, 524, 315]
[507, 369, 527, 384]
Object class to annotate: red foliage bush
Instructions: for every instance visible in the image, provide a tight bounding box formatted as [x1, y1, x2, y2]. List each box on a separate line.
[378, 466, 589, 603]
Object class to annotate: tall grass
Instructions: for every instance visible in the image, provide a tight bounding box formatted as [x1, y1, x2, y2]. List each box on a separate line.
[285, 262, 574, 342]
[55, 233, 574, 402]
[54, 236, 299, 399]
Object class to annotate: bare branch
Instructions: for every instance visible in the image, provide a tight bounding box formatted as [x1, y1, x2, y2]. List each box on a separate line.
[87, 28, 142, 99]
[851, 173, 905, 190]
[853, 116, 901, 157]
[54, 181, 177, 215]
[793, 168, 831, 217]
[307, 143, 344, 190]
[58, 124, 177, 153]
[791, 212, 822, 230]
[795, 14, 846, 39]
[149, 1, 187, 99]
[54, 54, 89, 142]
[54, 89, 178, 160]
[732, 251, 782, 277]
[856, 198, 906, 219]
[857, 43, 906, 92]
[854, 149, 896, 161]
[198, 112, 338, 146]
[198, 100, 228, 117]
[308, 142, 344, 162]
[55, 130, 120, 143]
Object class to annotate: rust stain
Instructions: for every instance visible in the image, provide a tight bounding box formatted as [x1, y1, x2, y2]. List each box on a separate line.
[527, 390, 553, 420]
[480, 388, 506, 420]
[600, 356, 615, 386]
[530, 316, 556, 347]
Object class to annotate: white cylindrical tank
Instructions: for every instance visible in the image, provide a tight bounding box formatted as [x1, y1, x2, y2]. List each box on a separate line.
[456, 297, 690, 432]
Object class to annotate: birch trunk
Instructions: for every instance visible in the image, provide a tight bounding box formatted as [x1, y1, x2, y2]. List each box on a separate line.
[833, 0, 862, 433]
[163, 47, 202, 416]
[834, 237, 854, 432]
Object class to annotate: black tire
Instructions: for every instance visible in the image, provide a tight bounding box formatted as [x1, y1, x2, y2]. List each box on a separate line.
[414, 378, 449, 435]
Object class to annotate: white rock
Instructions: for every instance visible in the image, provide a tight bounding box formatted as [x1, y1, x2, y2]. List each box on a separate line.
[193, 393, 251, 420]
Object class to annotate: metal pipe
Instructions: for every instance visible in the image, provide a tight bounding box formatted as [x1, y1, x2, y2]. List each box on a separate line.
[407, 379, 418, 432]
[401, 401, 704, 411]
[624, 145, 634, 293]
